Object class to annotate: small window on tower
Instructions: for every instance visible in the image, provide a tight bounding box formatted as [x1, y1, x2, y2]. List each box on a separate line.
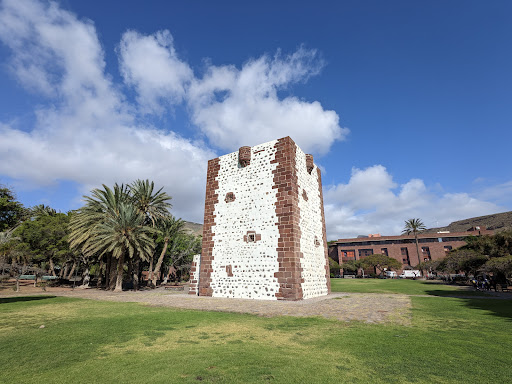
[225, 192, 236, 203]
[248, 233, 256, 242]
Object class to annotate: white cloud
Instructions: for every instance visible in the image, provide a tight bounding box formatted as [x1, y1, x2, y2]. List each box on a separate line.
[324, 165, 503, 240]
[477, 181, 512, 205]
[118, 30, 193, 113]
[117, 28, 348, 155]
[187, 49, 348, 154]
[0, 0, 214, 222]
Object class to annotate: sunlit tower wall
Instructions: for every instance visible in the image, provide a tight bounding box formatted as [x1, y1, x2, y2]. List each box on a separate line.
[189, 136, 330, 300]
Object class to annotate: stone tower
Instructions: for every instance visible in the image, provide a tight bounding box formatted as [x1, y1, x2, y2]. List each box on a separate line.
[189, 136, 330, 300]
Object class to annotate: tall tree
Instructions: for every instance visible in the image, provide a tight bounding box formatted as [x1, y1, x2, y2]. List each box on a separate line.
[30, 204, 58, 218]
[129, 179, 172, 281]
[443, 249, 488, 276]
[129, 179, 172, 226]
[402, 218, 426, 267]
[361, 254, 402, 276]
[0, 186, 26, 231]
[152, 216, 184, 286]
[69, 184, 131, 289]
[0, 229, 18, 275]
[69, 182, 171, 290]
[162, 232, 201, 283]
[82, 202, 155, 291]
[12, 212, 72, 276]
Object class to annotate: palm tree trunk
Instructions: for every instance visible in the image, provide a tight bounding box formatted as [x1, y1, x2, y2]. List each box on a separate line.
[152, 239, 169, 287]
[67, 261, 77, 280]
[97, 259, 104, 288]
[80, 266, 90, 288]
[414, 234, 422, 276]
[79, 257, 90, 289]
[105, 255, 111, 289]
[108, 256, 117, 290]
[60, 263, 68, 279]
[148, 255, 154, 284]
[114, 254, 125, 292]
[133, 259, 140, 291]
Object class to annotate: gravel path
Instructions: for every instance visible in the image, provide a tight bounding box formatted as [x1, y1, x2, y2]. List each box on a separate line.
[0, 287, 411, 325]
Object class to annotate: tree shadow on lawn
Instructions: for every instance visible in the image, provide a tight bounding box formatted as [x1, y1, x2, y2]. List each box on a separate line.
[0, 296, 58, 304]
[424, 290, 512, 322]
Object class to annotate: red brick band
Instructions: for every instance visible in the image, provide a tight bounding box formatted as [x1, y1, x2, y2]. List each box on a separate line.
[198, 158, 220, 296]
[272, 137, 304, 300]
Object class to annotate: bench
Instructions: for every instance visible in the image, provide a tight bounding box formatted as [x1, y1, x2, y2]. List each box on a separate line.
[164, 285, 184, 291]
[18, 274, 36, 280]
[16, 274, 37, 290]
[497, 283, 509, 292]
[41, 276, 59, 281]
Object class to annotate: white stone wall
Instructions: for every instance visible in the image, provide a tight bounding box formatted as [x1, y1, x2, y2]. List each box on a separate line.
[210, 140, 281, 300]
[295, 145, 329, 299]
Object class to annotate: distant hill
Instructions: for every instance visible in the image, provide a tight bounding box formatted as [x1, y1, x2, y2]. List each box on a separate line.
[183, 221, 203, 237]
[182, 212, 512, 239]
[426, 211, 512, 233]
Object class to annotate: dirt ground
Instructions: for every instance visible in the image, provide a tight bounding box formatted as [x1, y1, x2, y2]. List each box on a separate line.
[0, 281, 411, 324]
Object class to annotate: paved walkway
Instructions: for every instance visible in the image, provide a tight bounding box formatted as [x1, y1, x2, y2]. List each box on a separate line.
[0, 287, 411, 325]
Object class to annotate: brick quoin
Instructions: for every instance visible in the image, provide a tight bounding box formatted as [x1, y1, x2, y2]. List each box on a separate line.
[197, 158, 220, 296]
[272, 137, 304, 300]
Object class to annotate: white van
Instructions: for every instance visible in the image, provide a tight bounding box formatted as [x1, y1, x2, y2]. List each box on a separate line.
[399, 270, 421, 279]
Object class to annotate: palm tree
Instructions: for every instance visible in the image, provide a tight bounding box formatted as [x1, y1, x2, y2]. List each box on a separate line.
[402, 218, 427, 268]
[69, 184, 133, 290]
[129, 179, 172, 282]
[82, 202, 155, 291]
[129, 180, 172, 226]
[31, 204, 57, 218]
[151, 216, 185, 286]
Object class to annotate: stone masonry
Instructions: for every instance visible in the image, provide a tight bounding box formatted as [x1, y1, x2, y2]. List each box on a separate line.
[192, 136, 330, 300]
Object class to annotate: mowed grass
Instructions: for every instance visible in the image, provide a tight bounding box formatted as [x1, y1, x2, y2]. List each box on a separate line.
[0, 282, 511, 383]
[330, 278, 490, 296]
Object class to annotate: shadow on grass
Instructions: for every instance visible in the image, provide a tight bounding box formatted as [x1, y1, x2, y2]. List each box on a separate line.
[425, 290, 512, 321]
[0, 296, 58, 304]
[422, 287, 491, 297]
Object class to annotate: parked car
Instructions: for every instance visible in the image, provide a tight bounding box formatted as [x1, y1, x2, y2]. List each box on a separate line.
[385, 271, 397, 279]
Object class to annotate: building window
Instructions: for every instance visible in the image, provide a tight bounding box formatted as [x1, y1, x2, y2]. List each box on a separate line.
[341, 250, 355, 260]
[401, 247, 410, 265]
[421, 246, 431, 261]
[359, 249, 373, 258]
[381, 248, 388, 256]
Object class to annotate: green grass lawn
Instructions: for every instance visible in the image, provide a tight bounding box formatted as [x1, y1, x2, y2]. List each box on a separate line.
[1, 281, 511, 383]
[330, 278, 490, 296]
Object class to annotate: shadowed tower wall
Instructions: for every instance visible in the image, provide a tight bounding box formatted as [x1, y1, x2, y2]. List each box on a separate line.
[191, 136, 330, 300]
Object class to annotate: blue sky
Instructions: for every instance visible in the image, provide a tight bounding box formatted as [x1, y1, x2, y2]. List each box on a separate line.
[0, 0, 510, 238]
